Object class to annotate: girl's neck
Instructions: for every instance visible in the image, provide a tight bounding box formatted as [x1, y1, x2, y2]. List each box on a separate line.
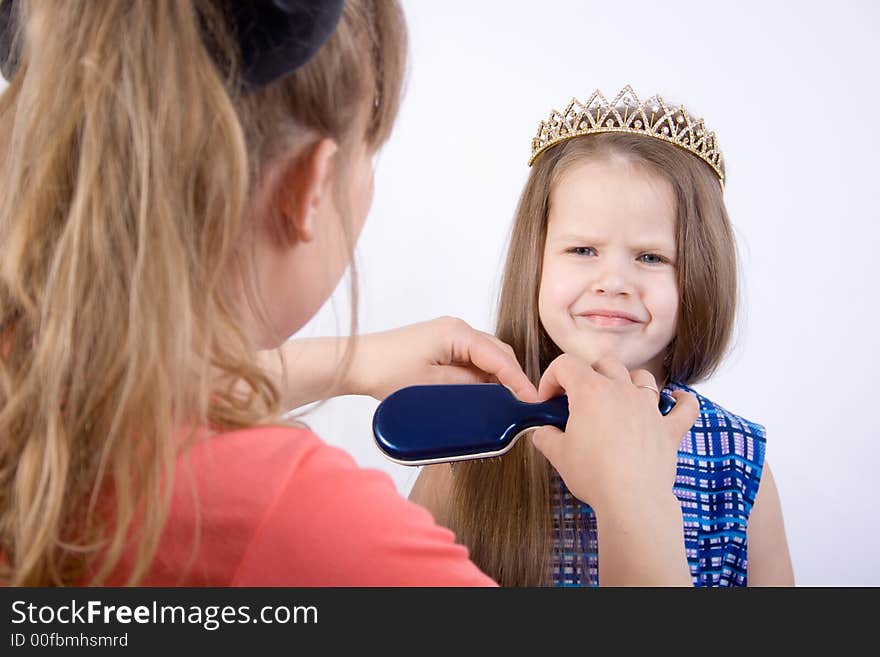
[639, 354, 670, 390]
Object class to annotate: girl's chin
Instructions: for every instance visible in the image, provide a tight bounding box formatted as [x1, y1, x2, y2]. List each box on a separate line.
[567, 348, 632, 368]
[561, 345, 652, 373]
[550, 332, 666, 373]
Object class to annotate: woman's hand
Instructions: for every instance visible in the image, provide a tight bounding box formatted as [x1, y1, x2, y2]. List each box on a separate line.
[532, 354, 697, 508]
[263, 316, 538, 410]
[350, 316, 538, 402]
[530, 353, 700, 586]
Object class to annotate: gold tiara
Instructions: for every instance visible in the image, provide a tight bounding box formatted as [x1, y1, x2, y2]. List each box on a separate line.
[529, 85, 725, 185]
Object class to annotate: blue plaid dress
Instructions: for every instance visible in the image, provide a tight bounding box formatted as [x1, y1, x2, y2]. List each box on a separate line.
[550, 381, 766, 587]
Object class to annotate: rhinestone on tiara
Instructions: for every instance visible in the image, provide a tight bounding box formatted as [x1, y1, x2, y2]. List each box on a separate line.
[529, 85, 725, 185]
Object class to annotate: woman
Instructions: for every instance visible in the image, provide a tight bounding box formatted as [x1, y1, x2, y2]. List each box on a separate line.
[0, 0, 697, 586]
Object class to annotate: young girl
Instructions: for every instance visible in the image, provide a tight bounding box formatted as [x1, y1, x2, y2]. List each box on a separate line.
[411, 86, 795, 587]
[0, 1, 697, 587]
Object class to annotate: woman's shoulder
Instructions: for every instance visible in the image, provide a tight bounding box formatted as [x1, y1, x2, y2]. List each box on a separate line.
[187, 423, 336, 475]
[134, 424, 343, 585]
[177, 423, 350, 509]
[189, 423, 420, 499]
[181, 423, 409, 539]
[172, 423, 493, 587]
[187, 422, 384, 496]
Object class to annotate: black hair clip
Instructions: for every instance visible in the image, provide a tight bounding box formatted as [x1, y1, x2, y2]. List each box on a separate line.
[217, 0, 344, 91]
[0, 0, 344, 91]
[0, 0, 20, 82]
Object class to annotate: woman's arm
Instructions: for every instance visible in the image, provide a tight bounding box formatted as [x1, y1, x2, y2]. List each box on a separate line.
[746, 461, 795, 586]
[591, 494, 691, 587]
[257, 336, 357, 409]
[531, 355, 699, 586]
[258, 317, 538, 410]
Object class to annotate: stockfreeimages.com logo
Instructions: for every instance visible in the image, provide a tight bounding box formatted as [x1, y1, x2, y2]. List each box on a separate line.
[11, 599, 318, 632]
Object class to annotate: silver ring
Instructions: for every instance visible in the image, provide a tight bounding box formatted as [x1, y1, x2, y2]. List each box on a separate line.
[637, 384, 660, 396]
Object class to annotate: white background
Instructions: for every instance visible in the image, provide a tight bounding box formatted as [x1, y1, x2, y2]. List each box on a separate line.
[3, 1, 875, 586]
[295, 0, 880, 586]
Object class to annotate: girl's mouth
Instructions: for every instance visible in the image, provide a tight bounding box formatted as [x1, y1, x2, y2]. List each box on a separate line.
[575, 310, 643, 329]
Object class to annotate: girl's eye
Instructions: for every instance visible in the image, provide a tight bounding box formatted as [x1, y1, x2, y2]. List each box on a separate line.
[638, 253, 667, 265]
[569, 246, 596, 256]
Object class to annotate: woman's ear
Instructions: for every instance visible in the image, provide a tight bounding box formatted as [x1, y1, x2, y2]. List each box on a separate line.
[271, 138, 339, 244]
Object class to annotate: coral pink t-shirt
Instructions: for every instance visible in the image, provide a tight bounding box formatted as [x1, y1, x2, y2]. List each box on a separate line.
[114, 426, 495, 586]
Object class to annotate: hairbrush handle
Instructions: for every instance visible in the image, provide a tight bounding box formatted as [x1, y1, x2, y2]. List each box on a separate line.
[372, 383, 676, 466]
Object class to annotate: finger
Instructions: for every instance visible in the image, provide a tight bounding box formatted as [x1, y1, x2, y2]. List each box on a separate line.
[453, 332, 539, 402]
[479, 331, 518, 360]
[590, 355, 630, 381]
[664, 390, 700, 448]
[630, 368, 660, 399]
[430, 363, 494, 386]
[536, 354, 587, 401]
[530, 425, 563, 467]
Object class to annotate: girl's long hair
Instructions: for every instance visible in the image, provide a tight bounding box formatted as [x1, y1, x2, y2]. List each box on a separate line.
[0, 0, 405, 586]
[448, 133, 737, 585]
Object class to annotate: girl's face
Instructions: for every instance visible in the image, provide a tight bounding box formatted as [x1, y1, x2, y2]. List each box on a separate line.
[538, 156, 679, 381]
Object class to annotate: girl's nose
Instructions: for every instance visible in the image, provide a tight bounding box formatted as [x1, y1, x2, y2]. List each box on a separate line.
[591, 262, 632, 297]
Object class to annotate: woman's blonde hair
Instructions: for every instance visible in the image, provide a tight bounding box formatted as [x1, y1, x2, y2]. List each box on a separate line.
[448, 132, 737, 585]
[0, 0, 405, 586]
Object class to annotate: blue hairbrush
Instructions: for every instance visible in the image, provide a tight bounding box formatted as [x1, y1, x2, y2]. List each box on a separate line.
[372, 383, 676, 466]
